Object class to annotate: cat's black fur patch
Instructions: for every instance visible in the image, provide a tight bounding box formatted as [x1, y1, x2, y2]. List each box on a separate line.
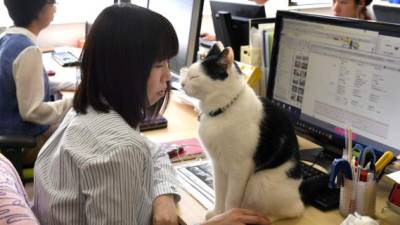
[253, 98, 301, 179]
[206, 43, 223, 58]
[201, 49, 229, 80]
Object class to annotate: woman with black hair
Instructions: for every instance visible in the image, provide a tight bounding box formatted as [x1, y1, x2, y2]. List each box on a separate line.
[332, 0, 373, 20]
[32, 3, 270, 225]
[0, 0, 72, 165]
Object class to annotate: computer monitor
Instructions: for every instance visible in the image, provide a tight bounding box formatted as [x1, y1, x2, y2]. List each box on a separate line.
[373, 4, 400, 24]
[210, 0, 266, 60]
[148, 0, 204, 88]
[267, 11, 400, 159]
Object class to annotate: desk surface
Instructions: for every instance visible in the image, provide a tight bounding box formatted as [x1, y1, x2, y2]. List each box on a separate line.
[144, 94, 400, 225]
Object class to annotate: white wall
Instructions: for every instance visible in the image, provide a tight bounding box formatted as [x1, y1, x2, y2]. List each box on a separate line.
[37, 23, 86, 49]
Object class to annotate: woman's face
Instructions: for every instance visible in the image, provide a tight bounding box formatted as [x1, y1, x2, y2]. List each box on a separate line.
[37, 3, 56, 29]
[147, 60, 171, 105]
[252, 0, 268, 4]
[332, 0, 361, 18]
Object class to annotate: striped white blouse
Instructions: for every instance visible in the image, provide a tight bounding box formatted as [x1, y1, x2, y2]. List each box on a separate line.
[32, 108, 180, 225]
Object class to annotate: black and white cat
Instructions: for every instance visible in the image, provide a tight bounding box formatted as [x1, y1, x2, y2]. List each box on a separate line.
[181, 42, 305, 221]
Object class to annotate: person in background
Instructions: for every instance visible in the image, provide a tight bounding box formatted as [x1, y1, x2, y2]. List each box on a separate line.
[251, 0, 372, 20]
[332, 0, 372, 20]
[32, 3, 270, 225]
[0, 0, 72, 165]
[251, 0, 269, 4]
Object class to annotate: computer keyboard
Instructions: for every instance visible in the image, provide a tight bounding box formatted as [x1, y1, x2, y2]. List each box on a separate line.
[300, 161, 327, 179]
[139, 116, 168, 131]
[299, 161, 340, 211]
[52, 51, 80, 67]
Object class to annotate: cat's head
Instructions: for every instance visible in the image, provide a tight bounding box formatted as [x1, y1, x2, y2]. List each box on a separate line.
[181, 42, 244, 101]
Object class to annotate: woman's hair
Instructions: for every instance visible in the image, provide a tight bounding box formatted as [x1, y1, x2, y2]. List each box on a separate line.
[355, 0, 372, 5]
[4, 0, 55, 27]
[354, 0, 372, 19]
[73, 3, 178, 128]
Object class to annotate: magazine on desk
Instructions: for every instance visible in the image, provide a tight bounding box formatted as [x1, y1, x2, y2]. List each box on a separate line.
[161, 138, 206, 163]
[175, 160, 215, 209]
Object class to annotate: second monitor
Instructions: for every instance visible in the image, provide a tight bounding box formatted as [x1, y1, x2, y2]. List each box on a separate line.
[373, 4, 400, 24]
[148, 0, 204, 89]
[210, 0, 266, 60]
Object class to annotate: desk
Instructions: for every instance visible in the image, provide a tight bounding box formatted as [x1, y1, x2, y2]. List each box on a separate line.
[144, 94, 400, 225]
[42, 47, 81, 92]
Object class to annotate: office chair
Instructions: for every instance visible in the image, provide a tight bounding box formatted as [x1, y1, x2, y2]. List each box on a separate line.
[0, 135, 36, 182]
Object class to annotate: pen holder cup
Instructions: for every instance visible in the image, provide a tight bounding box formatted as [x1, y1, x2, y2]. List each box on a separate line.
[355, 179, 376, 217]
[340, 178, 355, 217]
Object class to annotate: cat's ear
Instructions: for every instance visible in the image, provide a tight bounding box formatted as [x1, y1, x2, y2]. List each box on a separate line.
[218, 47, 234, 68]
[205, 41, 224, 59]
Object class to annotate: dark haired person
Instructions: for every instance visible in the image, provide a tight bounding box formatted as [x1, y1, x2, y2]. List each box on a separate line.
[32, 3, 270, 225]
[0, 0, 72, 164]
[333, 0, 372, 20]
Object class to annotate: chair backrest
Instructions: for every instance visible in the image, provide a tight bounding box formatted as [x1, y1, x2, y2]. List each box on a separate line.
[0, 154, 39, 225]
[0, 135, 36, 149]
[0, 135, 36, 180]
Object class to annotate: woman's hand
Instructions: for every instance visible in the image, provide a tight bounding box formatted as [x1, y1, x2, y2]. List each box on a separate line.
[201, 208, 271, 225]
[152, 194, 178, 225]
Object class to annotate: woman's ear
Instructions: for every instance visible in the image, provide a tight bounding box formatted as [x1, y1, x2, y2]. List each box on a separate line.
[357, 0, 367, 10]
[356, 0, 366, 18]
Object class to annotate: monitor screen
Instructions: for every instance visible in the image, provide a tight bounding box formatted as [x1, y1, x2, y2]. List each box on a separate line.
[267, 11, 400, 157]
[373, 4, 400, 24]
[210, 0, 265, 60]
[148, 0, 204, 88]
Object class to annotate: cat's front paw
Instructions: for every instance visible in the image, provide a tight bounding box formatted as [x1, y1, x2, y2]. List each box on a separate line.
[205, 210, 220, 220]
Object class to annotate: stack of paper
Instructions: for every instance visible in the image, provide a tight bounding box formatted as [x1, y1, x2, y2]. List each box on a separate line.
[175, 161, 215, 209]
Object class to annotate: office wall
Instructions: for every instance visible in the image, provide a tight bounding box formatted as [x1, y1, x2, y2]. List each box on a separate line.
[37, 23, 86, 49]
[0, 23, 85, 49]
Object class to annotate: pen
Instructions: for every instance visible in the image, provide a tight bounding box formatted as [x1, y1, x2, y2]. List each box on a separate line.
[348, 127, 352, 163]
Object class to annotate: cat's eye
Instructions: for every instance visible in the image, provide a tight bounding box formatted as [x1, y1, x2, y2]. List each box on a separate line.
[189, 75, 200, 80]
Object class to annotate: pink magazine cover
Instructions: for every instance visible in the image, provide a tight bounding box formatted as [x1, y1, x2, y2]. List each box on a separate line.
[161, 138, 206, 162]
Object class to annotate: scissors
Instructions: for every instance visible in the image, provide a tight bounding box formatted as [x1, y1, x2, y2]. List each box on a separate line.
[352, 144, 377, 170]
[328, 158, 353, 189]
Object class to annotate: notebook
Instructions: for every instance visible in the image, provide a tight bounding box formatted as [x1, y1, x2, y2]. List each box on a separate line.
[161, 138, 206, 162]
